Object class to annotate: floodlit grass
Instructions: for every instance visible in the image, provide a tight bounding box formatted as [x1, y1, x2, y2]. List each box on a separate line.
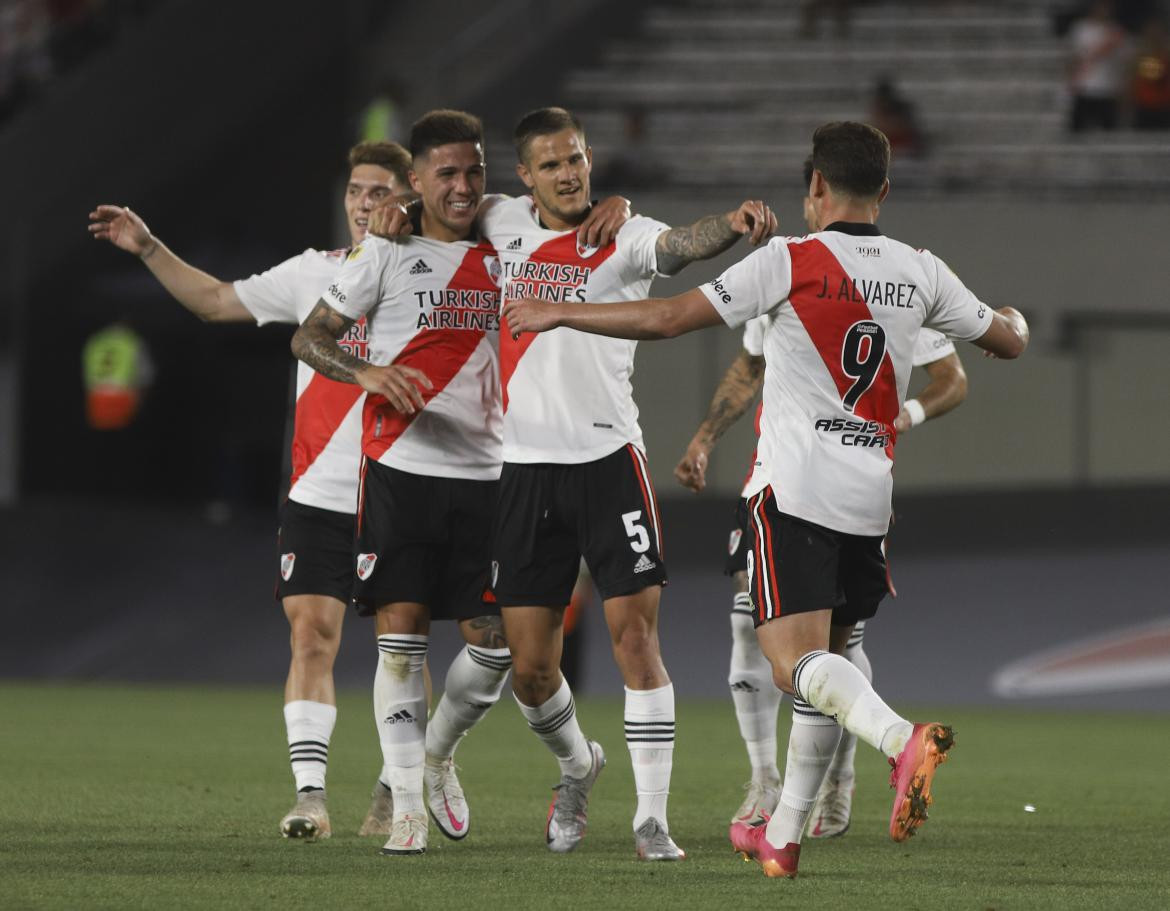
[3, 682, 1169, 910]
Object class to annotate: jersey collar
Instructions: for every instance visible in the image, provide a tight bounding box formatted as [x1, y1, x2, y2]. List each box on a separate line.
[822, 221, 882, 236]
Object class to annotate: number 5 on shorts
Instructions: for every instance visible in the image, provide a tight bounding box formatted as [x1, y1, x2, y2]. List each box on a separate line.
[621, 510, 650, 554]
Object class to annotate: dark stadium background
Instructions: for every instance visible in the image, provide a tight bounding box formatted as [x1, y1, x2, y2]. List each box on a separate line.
[3, 0, 1168, 714]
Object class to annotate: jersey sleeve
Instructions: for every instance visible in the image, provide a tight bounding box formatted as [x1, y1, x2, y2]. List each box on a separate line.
[698, 237, 793, 329]
[614, 215, 671, 278]
[232, 253, 306, 326]
[322, 237, 396, 321]
[741, 315, 768, 356]
[923, 254, 995, 342]
[912, 327, 956, 366]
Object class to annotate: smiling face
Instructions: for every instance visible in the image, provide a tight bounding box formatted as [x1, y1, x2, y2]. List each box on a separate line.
[408, 141, 485, 242]
[344, 164, 404, 244]
[515, 128, 593, 231]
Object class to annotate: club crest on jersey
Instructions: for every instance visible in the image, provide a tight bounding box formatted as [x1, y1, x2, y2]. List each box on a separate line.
[280, 552, 296, 581]
[483, 255, 502, 286]
[728, 529, 742, 556]
[356, 552, 378, 581]
[576, 240, 600, 259]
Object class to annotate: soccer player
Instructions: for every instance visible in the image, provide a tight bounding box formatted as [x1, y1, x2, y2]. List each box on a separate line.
[480, 107, 776, 861]
[89, 141, 413, 842]
[674, 159, 968, 837]
[503, 121, 1028, 877]
[287, 109, 512, 856]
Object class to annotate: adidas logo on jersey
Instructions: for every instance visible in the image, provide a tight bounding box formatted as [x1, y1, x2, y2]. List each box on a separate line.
[506, 237, 523, 250]
[409, 259, 432, 275]
[280, 552, 296, 581]
[384, 709, 417, 725]
[634, 554, 656, 574]
[356, 552, 378, 580]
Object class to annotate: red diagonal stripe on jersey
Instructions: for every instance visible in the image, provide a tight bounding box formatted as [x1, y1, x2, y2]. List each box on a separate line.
[289, 375, 364, 493]
[787, 239, 900, 457]
[499, 230, 618, 412]
[363, 241, 499, 462]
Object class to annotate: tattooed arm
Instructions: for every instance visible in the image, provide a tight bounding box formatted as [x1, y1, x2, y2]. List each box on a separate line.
[674, 349, 766, 492]
[291, 300, 433, 414]
[654, 199, 777, 276]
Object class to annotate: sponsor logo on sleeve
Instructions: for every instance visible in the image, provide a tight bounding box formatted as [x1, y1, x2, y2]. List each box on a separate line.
[327, 282, 346, 304]
[347, 245, 363, 261]
[708, 276, 732, 304]
[356, 552, 378, 580]
[280, 553, 296, 581]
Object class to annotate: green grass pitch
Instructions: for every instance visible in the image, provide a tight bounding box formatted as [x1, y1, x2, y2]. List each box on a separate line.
[3, 682, 1169, 910]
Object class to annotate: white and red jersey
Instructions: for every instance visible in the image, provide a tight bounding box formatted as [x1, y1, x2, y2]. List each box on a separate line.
[323, 233, 502, 481]
[703, 223, 992, 536]
[735, 318, 957, 498]
[480, 195, 669, 464]
[234, 248, 369, 514]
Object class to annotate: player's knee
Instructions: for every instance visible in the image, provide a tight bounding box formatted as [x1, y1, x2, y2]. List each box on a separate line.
[288, 615, 341, 666]
[611, 623, 658, 665]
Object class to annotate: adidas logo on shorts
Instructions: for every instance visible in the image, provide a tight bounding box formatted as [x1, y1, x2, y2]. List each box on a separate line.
[506, 237, 523, 250]
[634, 553, 655, 574]
[409, 259, 432, 275]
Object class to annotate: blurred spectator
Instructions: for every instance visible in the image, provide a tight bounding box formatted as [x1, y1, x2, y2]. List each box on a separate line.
[596, 106, 672, 189]
[1068, 1, 1130, 131]
[1130, 16, 1170, 128]
[869, 77, 926, 158]
[82, 321, 154, 430]
[800, 0, 854, 39]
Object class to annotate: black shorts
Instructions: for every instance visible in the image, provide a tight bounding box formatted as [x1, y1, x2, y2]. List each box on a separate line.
[745, 487, 891, 628]
[353, 459, 499, 621]
[491, 444, 668, 608]
[275, 499, 355, 604]
[724, 497, 751, 576]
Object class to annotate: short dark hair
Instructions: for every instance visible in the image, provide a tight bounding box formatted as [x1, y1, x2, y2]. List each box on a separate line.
[348, 140, 411, 188]
[409, 109, 484, 161]
[513, 107, 585, 162]
[811, 122, 890, 199]
[802, 155, 814, 192]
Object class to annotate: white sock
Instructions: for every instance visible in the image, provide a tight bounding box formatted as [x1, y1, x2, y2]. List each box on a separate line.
[728, 600, 782, 784]
[765, 700, 841, 846]
[284, 700, 336, 792]
[374, 634, 428, 814]
[828, 628, 873, 781]
[515, 677, 592, 778]
[792, 650, 912, 758]
[426, 645, 511, 760]
[626, 683, 675, 832]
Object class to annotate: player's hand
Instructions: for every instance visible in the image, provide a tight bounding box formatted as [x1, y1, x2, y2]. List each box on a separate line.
[674, 438, 711, 493]
[893, 407, 912, 432]
[578, 196, 631, 248]
[727, 200, 777, 247]
[88, 205, 155, 258]
[503, 297, 559, 340]
[367, 197, 417, 240]
[355, 364, 433, 414]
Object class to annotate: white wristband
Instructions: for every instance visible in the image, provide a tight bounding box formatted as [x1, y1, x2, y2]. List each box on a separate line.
[904, 398, 926, 427]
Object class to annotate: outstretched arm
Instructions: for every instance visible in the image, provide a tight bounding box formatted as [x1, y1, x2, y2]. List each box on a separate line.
[655, 199, 776, 276]
[974, 308, 1029, 360]
[894, 351, 967, 432]
[291, 301, 432, 414]
[88, 205, 251, 322]
[504, 287, 724, 341]
[675, 349, 765, 492]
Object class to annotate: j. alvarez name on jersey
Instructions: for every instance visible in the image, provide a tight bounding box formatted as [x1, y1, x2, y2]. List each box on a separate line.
[813, 417, 892, 449]
[413, 289, 501, 331]
[814, 274, 918, 309]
